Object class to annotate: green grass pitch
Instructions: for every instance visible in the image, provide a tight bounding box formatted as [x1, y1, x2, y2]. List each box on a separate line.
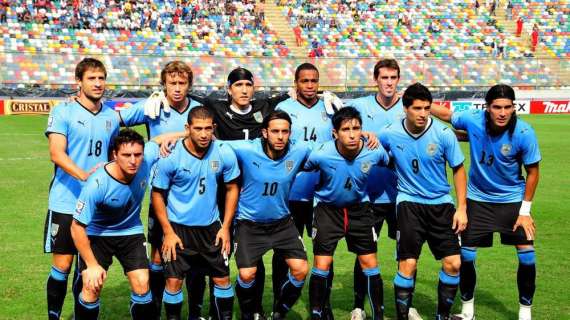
[0, 114, 568, 319]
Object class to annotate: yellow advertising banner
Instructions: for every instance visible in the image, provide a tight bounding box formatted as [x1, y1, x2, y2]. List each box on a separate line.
[4, 99, 55, 115]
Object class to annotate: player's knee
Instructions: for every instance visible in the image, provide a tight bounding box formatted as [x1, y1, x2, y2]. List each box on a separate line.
[442, 255, 461, 274]
[517, 246, 536, 265]
[357, 253, 378, 269]
[460, 247, 477, 262]
[165, 277, 183, 292]
[398, 259, 417, 277]
[238, 268, 257, 283]
[52, 254, 74, 272]
[81, 287, 100, 302]
[290, 260, 309, 280]
[212, 276, 231, 287]
[130, 272, 150, 294]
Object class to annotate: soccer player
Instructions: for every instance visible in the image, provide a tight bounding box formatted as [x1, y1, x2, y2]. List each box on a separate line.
[305, 107, 389, 320]
[379, 83, 467, 320]
[345, 58, 408, 320]
[430, 84, 540, 320]
[44, 58, 120, 320]
[119, 60, 204, 318]
[151, 106, 240, 320]
[71, 129, 169, 320]
[226, 110, 311, 320]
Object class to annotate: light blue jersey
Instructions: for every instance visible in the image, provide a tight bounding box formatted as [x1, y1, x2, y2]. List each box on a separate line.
[380, 119, 465, 205]
[46, 101, 120, 214]
[151, 140, 240, 226]
[73, 143, 160, 236]
[276, 98, 334, 201]
[227, 139, 311, 222]
[304, 140, 389, 207]
[346, 95, 405, 203]
[451, 109, 541, 203]
[119, 98, 201, 138]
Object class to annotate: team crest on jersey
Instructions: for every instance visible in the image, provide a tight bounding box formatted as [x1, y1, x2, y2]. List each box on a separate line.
[501, 143, 512, 156]
[311, 227, 318, 239]
[105, 120, 112, 132]
[360, 161, 371, 173]
[253, 111, 263, 123]
[426, 143, 438, 156]
[285, 160, 294, 172]
[321, 111, 329, 122]
[51, 223, 60, 237]
[75, 200, 85, 215]
[210, 160, 220, 172]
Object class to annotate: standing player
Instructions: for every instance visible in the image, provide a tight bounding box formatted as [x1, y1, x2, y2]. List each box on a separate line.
[345, 58, 408, 320]
[151, 106, 240, 320]
[379, 83, 467, 320]
[430, 84, 540, 320]
[227, 111, 310, 320]
[306, 107, 389, 320]
[71, 129, 167, 319]
[119, 60, 204, 318]
[44, 58, 120, 320]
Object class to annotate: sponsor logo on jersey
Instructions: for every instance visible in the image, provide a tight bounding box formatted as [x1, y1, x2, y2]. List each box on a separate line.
[253, 111, 263, 123]
[225, 112, 234, 119]
[427, 143, 438, 156]
[286, 160, 294, 172]
[501, 143, 512, 156]
[75, 200, 85, 215]
[77, 120, 86, 126]
[210, 160, 220, 172]
[252, 161, 260, 168]
[396, 144, 405, 151]
[361, 161, 371, 173]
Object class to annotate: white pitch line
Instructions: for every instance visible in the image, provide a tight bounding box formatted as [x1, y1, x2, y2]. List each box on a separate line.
[0, 157, 45, 161]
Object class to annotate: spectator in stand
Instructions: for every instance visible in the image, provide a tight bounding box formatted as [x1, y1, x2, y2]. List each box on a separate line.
[0, 3, 7, 24]
[531, 24, 539, 52]
[293, 24, 303, 46]
[516, 16, 524, 37]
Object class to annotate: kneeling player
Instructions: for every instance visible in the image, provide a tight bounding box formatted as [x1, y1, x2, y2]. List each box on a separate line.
[430, 84, 541, 320]
[226, 111, 311, 320]
[379, 83, 467, 320]
[306, 107, 389, 320]
[71, 129, 165, 319]
[151, 106, 240, 320]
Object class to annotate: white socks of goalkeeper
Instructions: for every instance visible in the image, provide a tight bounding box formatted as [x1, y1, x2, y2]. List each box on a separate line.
[519, 304, 532, 320]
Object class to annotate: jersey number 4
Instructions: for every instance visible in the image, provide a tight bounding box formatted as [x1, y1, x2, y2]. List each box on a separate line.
[479, 151, 495, 166]
[344, 177, 353, 190]
[303, 127, 317, 141]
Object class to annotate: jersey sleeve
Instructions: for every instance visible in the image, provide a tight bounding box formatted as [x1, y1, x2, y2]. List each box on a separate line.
[45, 102, 69, 137]
[519, 126, 541, 165]
[378, 128, 391, 152]
[219, 144, 241, 183]
[73, 174, 105, 226]
[375, 145, 390, 167]
[118, 100, 147, 127]
[451, 109, 478, 131]
[267, 92, 290, 108]
[144, 141, 161, 168]
[441, 127, 465, 168]
[303, 148, 321, 171]
[151, 155, 174, 191]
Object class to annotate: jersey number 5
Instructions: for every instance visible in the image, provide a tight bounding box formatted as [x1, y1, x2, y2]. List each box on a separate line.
[198, 177, 206, 194]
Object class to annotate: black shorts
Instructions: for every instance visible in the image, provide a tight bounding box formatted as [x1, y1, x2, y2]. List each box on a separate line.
[312, 202, 378, 256]
[147, 204, 163, 248]
[78, 234, 149, 273]
[372, 203, 397, 240]
[289, 200, 314, 237]
[44, 210, 77, 254]
[234, 217, 307, 269]
[164, 221, 229, 279]
[396, 201, 460, 260]
[461, 199, 533, 247]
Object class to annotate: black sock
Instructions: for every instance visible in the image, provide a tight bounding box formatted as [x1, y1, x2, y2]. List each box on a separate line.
[459, 247, 477, 301]
[254, 260, 265, 314]
[517, 248, 536, 306]
[236, 276, 256, 320]
[274, 272, 305, 315]
[149, 263, 165, 319]
[72, 263, 82, 310]
[409, 271, 416, 308]
[436, 269, 460, 318]
[309, 267, 330, 319]
[212, 284, 234, 320]
[47, 266, 69, 320]
[186, 270, 206, 319]
[130, 290, 156, 320]
[394, 271, 414, 320]
[353, 259, 365, 309]
[363, 267, 384, 320]
[75, 293, 100, 320]
[163, 289, 183, 320]
[272, 251, 289, 301]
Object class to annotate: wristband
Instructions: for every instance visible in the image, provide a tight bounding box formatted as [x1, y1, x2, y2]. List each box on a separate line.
[519, 200, 532, 216]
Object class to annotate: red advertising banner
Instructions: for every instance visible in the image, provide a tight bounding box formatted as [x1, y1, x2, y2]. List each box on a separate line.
[0, 100, 4, 115]
[530, 100, 570, 114]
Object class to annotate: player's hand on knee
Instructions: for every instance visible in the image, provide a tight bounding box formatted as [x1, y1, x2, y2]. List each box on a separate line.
[452, 208, 468, 234]
[362, 131, 379, 149]
[83, 265, 106, 292]
[162, 232, 183, 262]
[215, 227, 231, 257]
[513, 215, 535, 240]
[144, 90, 170, 119]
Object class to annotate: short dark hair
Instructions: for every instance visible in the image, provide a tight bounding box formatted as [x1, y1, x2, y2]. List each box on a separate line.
[187, 105, 214, 125]
[160, 60, 193, 86]
[75, 58, 107, 81]
[332, 106, 362, 131]
[113, 129, 144, 152]
[227, 67, 254, 87]
[485, 84, 516, 106]
[295, 62, 319, 81]
[373, 58, 400, 79]
[402, 83, 432, 108]
[262, 110, 292, 129]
